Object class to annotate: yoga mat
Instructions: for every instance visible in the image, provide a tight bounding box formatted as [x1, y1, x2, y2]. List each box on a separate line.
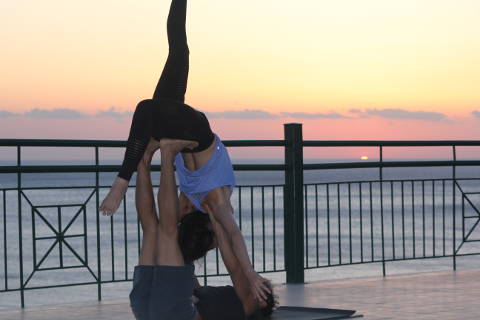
[270, 306, 362, 320]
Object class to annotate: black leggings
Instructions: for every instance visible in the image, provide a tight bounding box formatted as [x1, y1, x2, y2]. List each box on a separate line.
[118, 0, 214, 181]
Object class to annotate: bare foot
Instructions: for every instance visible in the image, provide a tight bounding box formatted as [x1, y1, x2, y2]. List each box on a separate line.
[145, 138, 160, 157]
[159, 138, 198, 155]
[140, 138, 161, 168]
[99, 177, 129, 216]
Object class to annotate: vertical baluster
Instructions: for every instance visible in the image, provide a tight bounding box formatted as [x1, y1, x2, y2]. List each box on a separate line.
[273, 186, 276, 271]
[412, 181, 416, 259]
[250, 187, 254, 269]
[110, 212, 114, 280]
[17, 146, 25, 307]
[262, 186, 265, 272]
[239, 187, 242, 230]
[401, 181, 405, 259]
[433, 180, 436, 257]
[3, 190, 8, 291]
[443, 180, 446, 256]
[422, 180, 425, 258]
[58, 207, 63, 268]
[391, 181, 395, 260]
[95, 146, 102, 301]
[123, 197, 127, 279]
[315, 184, 319, 267]
[337, 184, 341, 265]
[31, 207, 36, 274]
[369, 182, 373, 262]
[305, 185, 308, 268]
[215, 245, 220, 275]
[379, 145, 385, 276]
[84, 203, 88, 267]
[462, 190, 465, 242]
[327, 184, 331, 266]
[452, 145, 457, 270]
[360, 182, 364, 263]
[348, 183, 352, 264]
[203, 255, 207, 286]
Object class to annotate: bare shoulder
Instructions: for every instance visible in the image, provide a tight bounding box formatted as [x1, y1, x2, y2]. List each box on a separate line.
[202, 187, 234, 220]
[204, 187, 230, 206]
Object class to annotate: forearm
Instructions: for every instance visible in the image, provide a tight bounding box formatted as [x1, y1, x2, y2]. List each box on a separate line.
[206, 195, 271, 301]
[203, 203, 258, 302]
[205, 194, 256, 276]
[135, 161, 156, 224]
[208, 214, 240, 275]
[228, 226, 255, 276]
[135, 160, 158, 231]
[229, 228, 271, 302]
[158, 152, 179, 229]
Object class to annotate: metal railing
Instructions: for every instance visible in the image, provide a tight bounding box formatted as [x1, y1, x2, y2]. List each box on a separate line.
[300, 138, 480, 281]
[1, 123, 479, 307]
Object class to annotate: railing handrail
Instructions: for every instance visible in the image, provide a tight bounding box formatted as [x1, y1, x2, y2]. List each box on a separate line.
[303, 140, 480, 147]
[1, 160, 479, 174]
[2, 138, 480, 148]
[0, 164, 286, 173]
[0, 139, 285, 148]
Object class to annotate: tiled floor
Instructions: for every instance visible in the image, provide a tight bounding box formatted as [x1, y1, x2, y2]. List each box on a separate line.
[275, 269, 480, 320]
[1, 269, 479, 319]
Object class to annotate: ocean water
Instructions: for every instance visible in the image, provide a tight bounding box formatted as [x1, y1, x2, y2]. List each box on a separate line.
[1, 160, 480, 309]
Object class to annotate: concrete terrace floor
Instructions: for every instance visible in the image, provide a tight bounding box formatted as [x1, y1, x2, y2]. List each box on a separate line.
[1, 269, 479, 320]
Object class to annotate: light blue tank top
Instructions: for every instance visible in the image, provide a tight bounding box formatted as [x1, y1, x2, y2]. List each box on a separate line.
[175, 134, 236, 213]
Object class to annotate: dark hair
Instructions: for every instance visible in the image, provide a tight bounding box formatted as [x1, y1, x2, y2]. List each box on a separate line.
[259, 281, 278, 318]
[178, 211, 214, 264]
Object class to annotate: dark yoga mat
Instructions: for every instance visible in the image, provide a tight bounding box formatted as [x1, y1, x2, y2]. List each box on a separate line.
[271, 306, 362, 320]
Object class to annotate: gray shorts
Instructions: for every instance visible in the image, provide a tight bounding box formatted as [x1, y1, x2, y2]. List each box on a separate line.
[129, 265, 196, 320]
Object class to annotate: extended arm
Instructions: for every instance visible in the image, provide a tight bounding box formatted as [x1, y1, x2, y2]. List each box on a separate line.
[203, 188, 270, 301]
[157, 148, 181, 234]
[154, 138, 198, 267]
[203, 203, 247, 282]
[135, 142, 159, 266]
[203, 203, 260, 315]
[136, 146, 157, 227]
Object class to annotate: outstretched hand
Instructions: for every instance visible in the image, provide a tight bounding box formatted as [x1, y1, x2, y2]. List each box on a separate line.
[246, 271, 272, 302]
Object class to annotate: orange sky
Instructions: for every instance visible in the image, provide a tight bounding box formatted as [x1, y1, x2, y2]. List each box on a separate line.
[1, 0, 480, 158]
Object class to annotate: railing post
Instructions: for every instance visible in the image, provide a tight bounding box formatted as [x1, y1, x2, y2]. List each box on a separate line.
[284, 123, 304, 283]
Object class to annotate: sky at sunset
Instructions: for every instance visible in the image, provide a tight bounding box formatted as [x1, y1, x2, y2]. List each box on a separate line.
[1, 0, 480, 159]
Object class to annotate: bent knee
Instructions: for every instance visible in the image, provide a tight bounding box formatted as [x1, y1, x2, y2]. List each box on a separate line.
[141, 223, 159, 237]
[135, 99, 155, 112]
